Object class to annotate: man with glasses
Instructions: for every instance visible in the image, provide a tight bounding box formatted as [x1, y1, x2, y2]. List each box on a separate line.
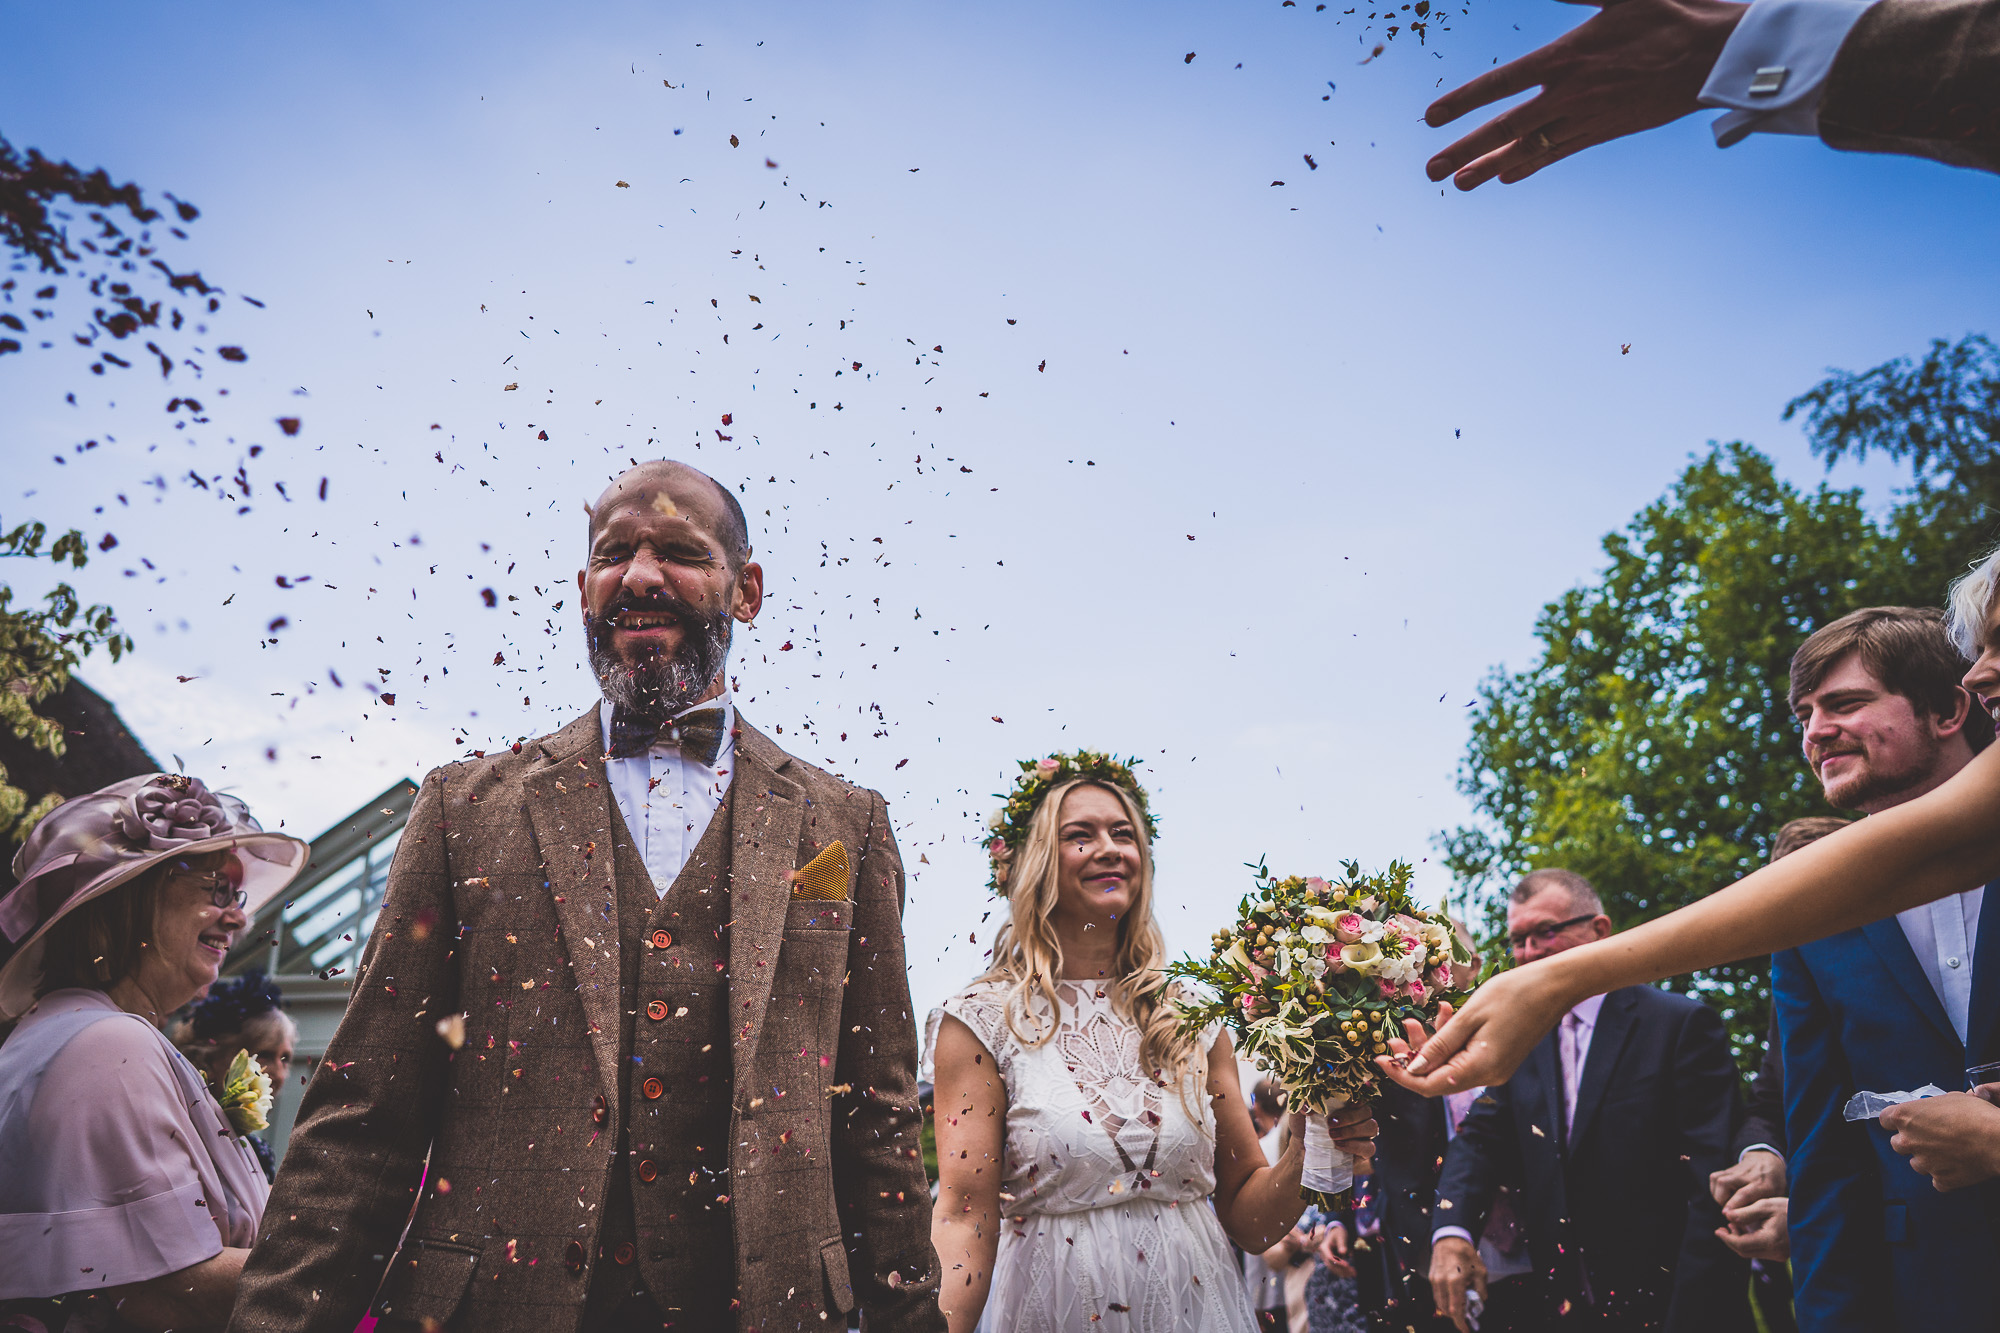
[1427, 869, 1751, 1332]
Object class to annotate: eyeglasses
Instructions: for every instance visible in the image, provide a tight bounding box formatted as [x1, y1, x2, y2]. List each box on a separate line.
[170, 868, 248, 913]
[1507, 913, 1597, 954]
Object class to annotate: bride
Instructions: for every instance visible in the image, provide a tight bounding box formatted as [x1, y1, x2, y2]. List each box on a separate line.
[927, 753, 1378, 1332]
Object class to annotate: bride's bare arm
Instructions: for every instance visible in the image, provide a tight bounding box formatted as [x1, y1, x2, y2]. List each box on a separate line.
[1384, 741, 2000, 1095]
[930, 1014, 1005, 1333]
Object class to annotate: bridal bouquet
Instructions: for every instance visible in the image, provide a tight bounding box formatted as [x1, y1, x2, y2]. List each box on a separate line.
[1168, 859, 1474, 1207]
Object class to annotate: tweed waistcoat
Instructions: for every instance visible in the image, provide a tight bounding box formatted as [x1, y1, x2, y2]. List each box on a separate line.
[591, 791, 736, 1325]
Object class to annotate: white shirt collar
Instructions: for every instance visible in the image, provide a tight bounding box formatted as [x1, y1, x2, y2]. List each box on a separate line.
[596, 691, 735, 755]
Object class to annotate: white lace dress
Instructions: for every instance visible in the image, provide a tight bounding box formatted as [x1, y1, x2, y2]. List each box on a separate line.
[925, 979, 1259, 1333]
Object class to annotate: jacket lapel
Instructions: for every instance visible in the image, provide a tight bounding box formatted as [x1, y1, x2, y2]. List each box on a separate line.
[726, 716, 804, 1100]
[1860, 916, 1961, 1052]
[1565, 990, 1636, 1157]
[1964, 881, 2000, 1065]
[521, 708, 626, 1110]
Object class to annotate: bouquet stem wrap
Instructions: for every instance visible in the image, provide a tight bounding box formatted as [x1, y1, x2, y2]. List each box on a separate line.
[1301, 1102, 1354, 1207]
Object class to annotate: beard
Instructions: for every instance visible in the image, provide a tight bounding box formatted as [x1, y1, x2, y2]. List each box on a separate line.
[1817, 738, 1944, 813]
[585, 590, 734, 722]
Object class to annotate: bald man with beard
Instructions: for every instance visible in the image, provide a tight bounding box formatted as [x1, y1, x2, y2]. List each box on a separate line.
[230, 461, 945, 1333]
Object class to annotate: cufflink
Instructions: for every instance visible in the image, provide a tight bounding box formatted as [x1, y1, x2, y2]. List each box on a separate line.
[1748, 66, 1788, 96]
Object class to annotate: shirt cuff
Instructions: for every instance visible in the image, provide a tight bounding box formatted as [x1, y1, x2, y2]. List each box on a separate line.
[1739, 1143, 1786, 1163]
[1697, 0, 1874, 146]
[1433, 1226, 1476, 1247]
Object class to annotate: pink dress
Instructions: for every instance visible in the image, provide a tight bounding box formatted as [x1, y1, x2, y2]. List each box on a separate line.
[0, 988, 269, 1304]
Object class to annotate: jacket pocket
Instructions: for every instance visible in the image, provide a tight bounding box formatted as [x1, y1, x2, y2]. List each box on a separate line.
[820, 1236, 855, 1315]
[785, 897, 853, 932]
[373, 1237, 482, 1324]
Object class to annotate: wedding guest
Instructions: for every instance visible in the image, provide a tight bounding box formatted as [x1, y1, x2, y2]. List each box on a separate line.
[1365, 919, 1522, 1333]
[1245, 1081, 1291, 1331]
[1424, 0, 2000, 190]
[926, 755, 1380, 1333]
[1706, 817, 1844, 1333]
[230, 460, 942, 1333]
[1429, 869, 1750, 1333]
[0, 774, 306, 1332]
[1385, 549, 2000, 1116]
[173, 970, 298, 1180]
[1758, 607, 1999, 1330]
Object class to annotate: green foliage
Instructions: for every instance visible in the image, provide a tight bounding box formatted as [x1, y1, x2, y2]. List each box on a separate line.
[0, 520, 131, 846]
[1445, 339, 2000, 1073]
[1440, 444, 1968, 1068]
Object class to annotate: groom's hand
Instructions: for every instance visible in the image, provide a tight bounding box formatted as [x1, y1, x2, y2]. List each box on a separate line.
[1425, 0, 1747, 190]
[1883, 1091, 2000, 1191]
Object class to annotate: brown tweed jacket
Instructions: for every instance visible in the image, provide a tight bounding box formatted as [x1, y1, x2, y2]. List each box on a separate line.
[1823, 0, 2000, 172]
[228, 710, 944, 1333]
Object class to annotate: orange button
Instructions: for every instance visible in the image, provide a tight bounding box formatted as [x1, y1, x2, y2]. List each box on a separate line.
[614, 1242, 636, 1266]
[565, 1240, 585, 1273]
[650, 929, 673, 949]
[637, 1158, 659, 1182]
[591, 1095, 608, 1126]
[647, 999, 669, 1021]
[642, 1077, 664, 1100]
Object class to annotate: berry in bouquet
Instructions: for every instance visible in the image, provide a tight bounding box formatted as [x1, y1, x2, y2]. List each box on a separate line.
[1168, 859, 1476, 1207]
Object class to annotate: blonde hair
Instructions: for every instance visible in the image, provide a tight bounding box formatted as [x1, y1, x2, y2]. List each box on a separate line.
[1947, 543, 2000, 659]
[979, 778, 1200, 1089]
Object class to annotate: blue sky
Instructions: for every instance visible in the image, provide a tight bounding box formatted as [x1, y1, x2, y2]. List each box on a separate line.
[5, 0, 1996, 1018]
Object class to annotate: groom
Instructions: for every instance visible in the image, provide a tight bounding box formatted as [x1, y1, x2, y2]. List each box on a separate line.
[231, 461, 944, 1332]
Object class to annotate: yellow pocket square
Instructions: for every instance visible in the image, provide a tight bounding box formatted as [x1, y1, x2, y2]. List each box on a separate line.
[789, 841, 850, 902]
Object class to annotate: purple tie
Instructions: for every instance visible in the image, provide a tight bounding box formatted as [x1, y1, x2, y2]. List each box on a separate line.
[1559, 1011, 1585, 1134]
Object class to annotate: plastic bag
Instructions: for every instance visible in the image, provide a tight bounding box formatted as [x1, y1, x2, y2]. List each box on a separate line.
[1842, 1084, 1948, 1121]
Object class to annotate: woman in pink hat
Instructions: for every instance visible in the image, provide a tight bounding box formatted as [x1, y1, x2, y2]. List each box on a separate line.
[0, 773, 306, 1332]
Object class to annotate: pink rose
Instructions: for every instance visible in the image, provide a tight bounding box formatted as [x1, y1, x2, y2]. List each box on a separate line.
[1239, 993, 1256, 1012]
[1036, 757, 1061, 775]
[1334, 914, 1366, 945]
[1405, 980, 1429, 1002]
[1377, 979, 1399, 999]
[1428, 966, 1453, 991]
[1324, 955, 1346, 975]
[1306, 877, 1330, 898]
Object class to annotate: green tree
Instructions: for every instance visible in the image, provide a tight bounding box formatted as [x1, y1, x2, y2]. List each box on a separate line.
[0, 521, 131, 844]
[1444, 337, 2000, 1070]
[1439, 445, 1967, 1066]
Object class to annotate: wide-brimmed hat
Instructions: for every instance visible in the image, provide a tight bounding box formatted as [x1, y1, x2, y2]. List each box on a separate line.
[0, 773, 308, 1018]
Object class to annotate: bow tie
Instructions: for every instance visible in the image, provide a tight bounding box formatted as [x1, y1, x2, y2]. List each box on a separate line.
[606, 705, 729, 765]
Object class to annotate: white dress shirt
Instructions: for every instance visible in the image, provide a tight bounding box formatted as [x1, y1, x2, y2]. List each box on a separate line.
[1896, 886, 1985, 1047]
[1698, 0, 1875, 146]
[598, 694, 735, 896]
[1434, 993, 1607, 1252]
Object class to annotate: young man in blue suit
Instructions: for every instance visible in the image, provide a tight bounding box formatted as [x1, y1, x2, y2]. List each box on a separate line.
[1776, 605, 2000, 1332]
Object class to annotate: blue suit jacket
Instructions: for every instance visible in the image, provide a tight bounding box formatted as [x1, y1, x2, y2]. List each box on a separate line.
[1772, 883, 2000, 1333]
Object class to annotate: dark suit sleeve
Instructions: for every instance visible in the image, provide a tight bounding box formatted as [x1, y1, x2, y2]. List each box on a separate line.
[1661, 999, 1752, 1330]
[229, 768, 458, 1333]
[1432, 1084, 1518, 1245]
[1773, 948, 1895, 1332]
[831, 790, 946, 1333]
[1732, 1010, 1786, 1160]
[1821, 0, 2000, 173]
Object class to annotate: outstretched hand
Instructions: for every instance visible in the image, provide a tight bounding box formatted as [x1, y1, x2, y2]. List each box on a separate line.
[1375, 961, 1577, 1095]
[1424, 0, 1747, 190]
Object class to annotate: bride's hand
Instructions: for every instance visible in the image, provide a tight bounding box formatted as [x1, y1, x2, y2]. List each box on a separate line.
[1373, 965, 1574, 1095]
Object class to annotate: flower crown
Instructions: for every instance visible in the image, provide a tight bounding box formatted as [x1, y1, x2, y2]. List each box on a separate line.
[983, 750, 1157, 896]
